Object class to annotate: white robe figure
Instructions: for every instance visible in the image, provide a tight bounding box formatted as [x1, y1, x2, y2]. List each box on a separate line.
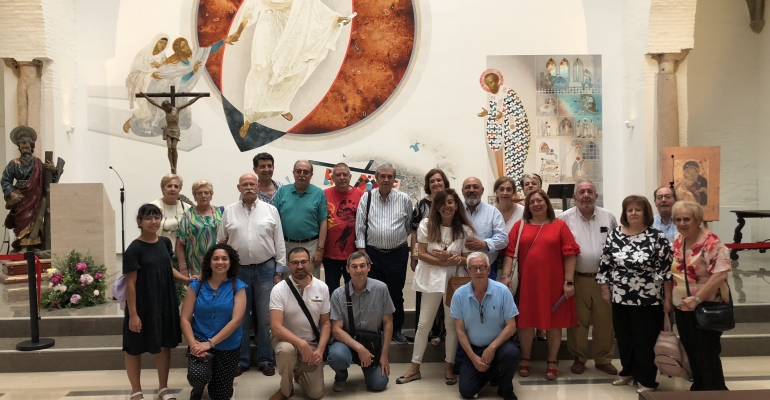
[238, 0, 344, 122]
[126, 33, 169, 120]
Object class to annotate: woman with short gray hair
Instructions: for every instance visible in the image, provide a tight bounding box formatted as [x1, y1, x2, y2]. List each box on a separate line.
[177, 179, 223, 276]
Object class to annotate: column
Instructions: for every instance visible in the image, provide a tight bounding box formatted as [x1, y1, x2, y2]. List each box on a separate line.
[650, 50, 688, 180]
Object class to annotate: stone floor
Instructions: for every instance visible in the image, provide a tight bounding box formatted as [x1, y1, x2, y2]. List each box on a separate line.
[1, 358, 770, 399]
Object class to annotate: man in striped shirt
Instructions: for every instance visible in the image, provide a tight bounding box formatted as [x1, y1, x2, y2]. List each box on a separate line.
[355, 163, 413, 344]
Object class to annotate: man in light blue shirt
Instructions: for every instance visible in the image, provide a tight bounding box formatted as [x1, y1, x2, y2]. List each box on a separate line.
[451, 252, 520, 400]
[652, 186, 678, 244]
[461, 177, 508, 281]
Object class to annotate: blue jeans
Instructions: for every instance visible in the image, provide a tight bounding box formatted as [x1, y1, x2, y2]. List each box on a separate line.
[459, 339, 520, 399]
[327, 342, 388, 392]
[238, 259, 276, 368]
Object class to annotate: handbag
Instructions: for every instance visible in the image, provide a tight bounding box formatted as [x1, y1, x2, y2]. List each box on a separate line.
[345, 282, 383, 366]
[682, 239, 735, 332]
[285, 277, 330, 360]
[505, 220, 525, 296]
[446, 265, 472, 307]
[654, 313, 691, 378]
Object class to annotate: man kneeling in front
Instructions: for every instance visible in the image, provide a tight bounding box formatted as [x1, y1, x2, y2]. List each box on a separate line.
[451, 252, 521, 400]
[269, 248, 331, 400]
[328, 251, 395, 392]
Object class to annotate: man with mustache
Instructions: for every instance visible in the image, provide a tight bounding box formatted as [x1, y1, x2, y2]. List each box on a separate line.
[218, 173, 286, 377]
[557, 179, 617, 375]
[652, 186, 678, 243]
[2, 126, 59, 252]
[461, 177, 508, 281]
[274, 160, 328, 279]
[269, 247, 331, 400]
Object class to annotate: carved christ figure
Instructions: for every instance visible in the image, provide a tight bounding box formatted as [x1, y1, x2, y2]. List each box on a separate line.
[139, 93, 206, 174]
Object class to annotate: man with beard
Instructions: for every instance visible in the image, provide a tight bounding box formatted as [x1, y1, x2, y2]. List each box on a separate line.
[269, 247, 331, 400]
[558, 179, 618, 375]
[274, 160, 328, 279]
[2, 126, 59, 252]
[461, 177, 508, 281]
[323, 163, 363, 295]
[652, 186, 678, 243]
[218, 173, 286, 377]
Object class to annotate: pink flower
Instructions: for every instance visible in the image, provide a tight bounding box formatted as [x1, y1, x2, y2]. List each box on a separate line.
[76, 263, 88, 272]
[80, 274, 93, 284]
[70, 294, 82, 304]
[80, 283, 85, 288]
[93, 290, 100, 296]
[94, 273, 104, 280]
[50, 273, 63, 285]
[60, 285, 67, 292]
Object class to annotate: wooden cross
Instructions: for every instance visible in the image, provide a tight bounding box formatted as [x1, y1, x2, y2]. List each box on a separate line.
[135, 85, 210, 106]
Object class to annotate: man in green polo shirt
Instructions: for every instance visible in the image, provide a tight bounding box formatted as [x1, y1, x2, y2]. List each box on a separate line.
[274, 160, 328, 279]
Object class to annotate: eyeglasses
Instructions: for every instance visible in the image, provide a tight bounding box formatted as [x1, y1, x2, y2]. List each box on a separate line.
[289, 260, 310, 267]
[142, 215, 162, 221]
[655, 195, 673, 201]
[294, 169, 312, 175]
[194, 191, 212, 196]
[467, 266, 490, 273]
[479, 304, 485, 323]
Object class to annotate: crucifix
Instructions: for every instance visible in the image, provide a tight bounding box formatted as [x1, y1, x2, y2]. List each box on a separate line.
[136, 85, 210, 174]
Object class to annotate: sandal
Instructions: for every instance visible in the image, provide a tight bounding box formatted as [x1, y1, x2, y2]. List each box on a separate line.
[545, 361, 559, 380]
[158, 387, 176, 400]
[430, 337, 443, 345]
[517, 357, 531, 377]
[445, 375, 457, 385]
[130, 392, 144, 400]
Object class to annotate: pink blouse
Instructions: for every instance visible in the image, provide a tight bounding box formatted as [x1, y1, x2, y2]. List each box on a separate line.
[671, 230, 732, 306]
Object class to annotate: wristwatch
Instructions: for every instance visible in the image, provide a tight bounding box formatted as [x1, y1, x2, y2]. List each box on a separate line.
[208, 338, 215, 348]
[694, 295, 702, 304]
[565, 281, 574, 286]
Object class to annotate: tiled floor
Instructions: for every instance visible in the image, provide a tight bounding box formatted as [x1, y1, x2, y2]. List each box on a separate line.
[1, 358, 770, 400]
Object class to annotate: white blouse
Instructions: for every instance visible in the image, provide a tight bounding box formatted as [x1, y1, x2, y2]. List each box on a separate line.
[412, 219, 472, 293]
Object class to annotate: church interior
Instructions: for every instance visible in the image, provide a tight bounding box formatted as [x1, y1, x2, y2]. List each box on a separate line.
[2, 0, 770, 399]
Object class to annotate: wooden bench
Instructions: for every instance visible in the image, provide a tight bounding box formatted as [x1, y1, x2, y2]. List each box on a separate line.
[639, 389, 770, 400]
[728, 210, 770, 260]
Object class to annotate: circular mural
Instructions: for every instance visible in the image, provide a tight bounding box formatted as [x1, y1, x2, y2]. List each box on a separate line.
[196, 0, 417, 151]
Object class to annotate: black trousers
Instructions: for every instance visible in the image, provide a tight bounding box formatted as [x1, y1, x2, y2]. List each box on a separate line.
[187, 344, 240, 400]
[459, 340, 520, 399]
[675, 308, 728, 391]
[323, 257, 351, 297]
[612, 303, 663, 389]
[366, 245, 408, 332]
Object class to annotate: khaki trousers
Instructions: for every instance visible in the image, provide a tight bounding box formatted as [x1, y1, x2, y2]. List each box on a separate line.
[284, 239, 321, 279]
[272, 336, 325, 399]
[567, 274, 615, 364]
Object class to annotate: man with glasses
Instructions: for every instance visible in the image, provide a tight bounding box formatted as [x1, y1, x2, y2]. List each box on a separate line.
[327, 251, 394, 392]
[274, 160, 328, 279]
[355, 163, 413, 344]
[652, 186, 678, 243]
[323, 163, 364, 295]
[450, 252, 520, 400]
[558, 179, 618, 375]
[253, 152, 282, 205]
[269, 248, 331, 400]
[218, 173, 286, 377]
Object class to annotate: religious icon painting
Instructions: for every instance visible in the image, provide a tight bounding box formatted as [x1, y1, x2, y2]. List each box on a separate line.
[662, 146, 721, 221]
[537, 117, 560, 138]
[557, 117, 575, 137]
[536, 95, 558, 116]
[537, 55, 601, 94]
[536, 139, 562, 184]
[557, 94, 602, 117]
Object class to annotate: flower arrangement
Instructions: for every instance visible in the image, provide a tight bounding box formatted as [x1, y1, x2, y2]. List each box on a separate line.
[42, 250, 108, 309]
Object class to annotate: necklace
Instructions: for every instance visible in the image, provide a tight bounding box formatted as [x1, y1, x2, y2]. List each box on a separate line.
[161, 202, 181, 233]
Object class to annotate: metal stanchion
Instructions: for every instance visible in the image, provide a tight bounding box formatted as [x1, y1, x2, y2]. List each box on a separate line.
[16, 251, 55, 351]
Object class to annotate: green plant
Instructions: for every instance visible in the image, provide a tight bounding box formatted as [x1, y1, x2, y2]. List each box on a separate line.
[41, 250, 108, 309]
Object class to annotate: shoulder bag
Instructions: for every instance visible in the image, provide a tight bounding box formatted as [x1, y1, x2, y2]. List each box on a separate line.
[285, 277, 330, 359]
[505, 220, 525, 296]
[682, 239, 735, 332]
[345, 282, 383, 366]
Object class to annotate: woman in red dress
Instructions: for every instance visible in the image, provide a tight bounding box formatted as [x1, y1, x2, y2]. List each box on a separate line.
[501, 189, 579, 380]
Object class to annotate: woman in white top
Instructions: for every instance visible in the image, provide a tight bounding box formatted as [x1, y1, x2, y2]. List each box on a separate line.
[150, 174, 193, 252]
[396, 188, 474, 386]
[494, 177, 525, 280]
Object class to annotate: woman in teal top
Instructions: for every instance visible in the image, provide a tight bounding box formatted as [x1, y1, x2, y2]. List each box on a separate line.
[177, 180, 223, 276]
[181, 243, 247, 400]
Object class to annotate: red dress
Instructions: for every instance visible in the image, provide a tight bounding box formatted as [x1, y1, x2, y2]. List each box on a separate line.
[506, 219, 580, 330]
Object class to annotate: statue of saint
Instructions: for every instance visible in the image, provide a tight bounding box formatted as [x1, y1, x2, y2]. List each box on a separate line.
[2, 126, 59, 252]
[138, 93, 205, 174]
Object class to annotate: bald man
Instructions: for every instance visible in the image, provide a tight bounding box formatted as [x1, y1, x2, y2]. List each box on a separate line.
[218, 173, 287, 376]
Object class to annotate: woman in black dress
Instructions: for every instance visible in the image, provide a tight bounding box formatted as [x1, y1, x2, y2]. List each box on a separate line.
[124, 204, 193, 400]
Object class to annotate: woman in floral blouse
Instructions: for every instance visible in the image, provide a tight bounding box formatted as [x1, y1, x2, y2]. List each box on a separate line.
[597, 195, 672, 394]
[177, 180, 223, 276]
[671, 201, 731, 391]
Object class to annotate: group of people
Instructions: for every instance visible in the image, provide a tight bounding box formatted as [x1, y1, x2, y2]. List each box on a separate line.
[121, 155, 732, 400]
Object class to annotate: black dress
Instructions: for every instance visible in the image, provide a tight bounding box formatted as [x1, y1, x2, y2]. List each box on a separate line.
[122, 236, 182, 355]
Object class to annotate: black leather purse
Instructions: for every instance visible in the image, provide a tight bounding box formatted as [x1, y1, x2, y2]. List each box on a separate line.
[682, 239, 735, 332]
[345, 282, 383, 366]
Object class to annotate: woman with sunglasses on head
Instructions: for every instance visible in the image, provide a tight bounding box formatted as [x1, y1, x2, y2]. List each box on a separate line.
[671, 201, 731, 391]
[181, 243, 247, 400]
[124, 204, 195, 400]
[397, 188, 475, 386]
[177, 180, 224, 277]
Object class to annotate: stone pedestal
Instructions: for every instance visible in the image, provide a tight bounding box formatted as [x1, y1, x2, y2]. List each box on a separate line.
[650, 51, 689, 180]
[50, 184, 116, 276]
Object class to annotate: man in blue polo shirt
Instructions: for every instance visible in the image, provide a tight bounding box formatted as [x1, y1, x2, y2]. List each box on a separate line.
[274, 160, 328, 279]
[451, 252, 520, 400]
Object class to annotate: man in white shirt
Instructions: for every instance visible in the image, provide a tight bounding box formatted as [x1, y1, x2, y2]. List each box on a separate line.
[269, 248, 331, 400]
[218, 173, 286, 377]
[557, 180, 618, 375]
[652, 186, 678, 243]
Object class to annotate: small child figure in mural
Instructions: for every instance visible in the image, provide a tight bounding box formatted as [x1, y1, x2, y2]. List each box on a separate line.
[675, 160, 708, 206]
